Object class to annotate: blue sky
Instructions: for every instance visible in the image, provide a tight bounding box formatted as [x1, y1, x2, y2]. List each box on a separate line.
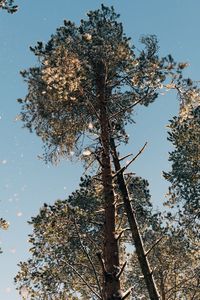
[0, 0, 200, 299]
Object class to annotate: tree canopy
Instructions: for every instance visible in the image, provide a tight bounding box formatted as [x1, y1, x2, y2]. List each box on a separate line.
[164, 86, 200, 237]
[15, 176, 200, 299]
[18, 5, 182, 163]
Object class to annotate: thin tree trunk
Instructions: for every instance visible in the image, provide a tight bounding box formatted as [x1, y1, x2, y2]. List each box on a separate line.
[96, 62, 122, 300]
[110, 137, 160, 300]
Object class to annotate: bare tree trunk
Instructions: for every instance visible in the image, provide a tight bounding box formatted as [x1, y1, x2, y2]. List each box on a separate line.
[110, 137, 160, 300]
[96, 62, 122, 300]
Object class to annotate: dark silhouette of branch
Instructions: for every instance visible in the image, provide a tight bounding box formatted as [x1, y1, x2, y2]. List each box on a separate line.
[61, 259, 102, 300]
[109, 90, 150, 121]
[119, 153, 133, 162]
[116, 261, 127, 279]
[112, 142, 147, 179]
[145, 236, 164, 257]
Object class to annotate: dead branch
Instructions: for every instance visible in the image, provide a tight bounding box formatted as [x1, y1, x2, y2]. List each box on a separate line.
[145, 236, 164, 257]
[119, 153, 133, 162]
[116, 261, 127, 279]
[112, 142, 147, 179]
[121, 287, 133, 300]
[62, 260, 102, 299]
[109, 92, 150, 121]
[116, 228, 130, 241]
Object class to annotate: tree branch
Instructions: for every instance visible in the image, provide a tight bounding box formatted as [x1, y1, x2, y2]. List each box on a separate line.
[116, 261, 127, 279]
[119, 153, 133, 162]
[62, 260, 102, 299]
[109, 91, 150, 121]
[112, 142, 147, 179]
[116, 228, 130, 241]
[73, 214, 103, 299]
[145, 236, 164, 256]
[121, 287, 133, 300]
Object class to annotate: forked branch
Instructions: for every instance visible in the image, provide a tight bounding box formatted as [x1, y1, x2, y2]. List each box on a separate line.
[113, 142, 147, 179]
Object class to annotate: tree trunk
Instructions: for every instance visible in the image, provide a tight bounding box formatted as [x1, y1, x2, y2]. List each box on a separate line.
[96, 62, 122, 300]
[110, 137, 160, 300]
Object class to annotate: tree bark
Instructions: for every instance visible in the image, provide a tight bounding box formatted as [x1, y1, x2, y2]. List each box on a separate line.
[110, 137, 160, 300]
[96, 62, 122, 300]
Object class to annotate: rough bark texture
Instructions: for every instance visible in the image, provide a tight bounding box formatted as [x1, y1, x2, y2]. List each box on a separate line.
[96, 62, 122, 300]
[110, 137, 160, 300]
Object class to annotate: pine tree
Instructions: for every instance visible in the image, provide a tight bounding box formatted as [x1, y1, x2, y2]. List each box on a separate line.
[164, 82, 200, 237]
[18, 5, 188, 299]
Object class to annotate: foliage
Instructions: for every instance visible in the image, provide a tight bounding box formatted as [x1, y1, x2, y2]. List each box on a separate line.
[14, 177, 103, 299]
[164, 100, 200, 235]
[160, 86, 200, 298]
[126, 223, 200, 300]
[0, 0, 17, 254]
[15, 176, 200, 299]
[0, 0, 18, 13]
[15, 175, 153, 299]
[18, 4, 180, 163]
[0, 217, 9, 230]
[0, 217, 9, 253]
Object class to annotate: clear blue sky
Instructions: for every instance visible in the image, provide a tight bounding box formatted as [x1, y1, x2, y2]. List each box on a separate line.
[0, 0, 200, 299]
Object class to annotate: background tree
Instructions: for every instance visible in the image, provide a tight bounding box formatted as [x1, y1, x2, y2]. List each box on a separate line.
[0, 0, 17, 255]
[0, 0, 17, 13]
[0, 217, 9, 253]
[126, 222, 200, 300]
[164, 82, 200, 239]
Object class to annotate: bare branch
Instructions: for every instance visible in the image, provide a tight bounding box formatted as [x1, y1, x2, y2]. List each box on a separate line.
[62, 260, 102, 299]
[109, 99, 140, 121]
[116, 228, 130, 241]
[124, 172, 136, 176]
[124, 142, 147, 169]
[112, 142, 147, 179]
[145, 236, 164, 257]
[116, 261, 127, 279]
[109, 91, 150, 121]
[121, 287, 133, 300]
[119, 153, 133, 162]
[94, 151, 103, 167]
